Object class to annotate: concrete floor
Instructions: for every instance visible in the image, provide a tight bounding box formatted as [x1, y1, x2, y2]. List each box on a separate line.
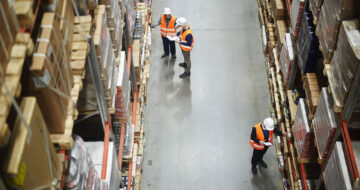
[140, 0, 283, 189]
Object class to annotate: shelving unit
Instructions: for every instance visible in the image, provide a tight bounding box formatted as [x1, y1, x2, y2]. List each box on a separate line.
[257, 0, 360, 189]
[0, 0, 152, 189]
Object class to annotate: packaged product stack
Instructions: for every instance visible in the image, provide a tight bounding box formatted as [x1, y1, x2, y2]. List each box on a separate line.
[296, 9, 319, 74]
[323, 142, 352, 190]
[280, 33, 297, 88]
[316, 0, 360, 63]
[308, 0, 323, 22]
[123, 124, 134, 159]
[124, 0, 137, 44]
[313, 88, 339, 160]
[326, 20, 360, 111]
[290, 0, 305, 38]
[65, 135, 106, 189]
[293, 98, 317, 161]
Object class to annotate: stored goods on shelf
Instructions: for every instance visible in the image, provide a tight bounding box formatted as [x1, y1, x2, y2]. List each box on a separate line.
[124, 0, 136, 45]
[308, 0, 323, 23]
[296, 9, 319, 74]
[293, 98, 317, 161]
[0, 0, 19, 72]
[316, 0, 360, 63]
[313, 87, 339, 160]
[114, 51, 131, 122]
[326, 20, 360, 111]
[323, 142, 352, 190]
[352, 141, 360, 189]
[303, 73, 321, 118]
[270, 0, 285, 20]
[3, 97, 60, 189]
[65, 135, 106, 190]
[123, 124, 134, 159]
[280, 33, 297, 89]
[290, 0, 305, 38]
[85, 141, 121, 190]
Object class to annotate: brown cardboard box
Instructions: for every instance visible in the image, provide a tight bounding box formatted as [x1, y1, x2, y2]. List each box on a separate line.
[3, 97, 60, 189]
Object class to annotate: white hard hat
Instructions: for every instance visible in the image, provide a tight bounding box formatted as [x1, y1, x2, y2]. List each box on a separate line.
[176, 17, 187, 26]
[163, 8, 172, 15]
[263, 118, 275, 131]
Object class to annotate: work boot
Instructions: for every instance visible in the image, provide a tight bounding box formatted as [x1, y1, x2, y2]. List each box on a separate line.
[171, 55, 176, 60]
[252, 166, 258, 175]
[179, 72, 190, 78]
[259, 160, 268, 168]
[179, 62, 186, 68]
[161, 53, 169, 58]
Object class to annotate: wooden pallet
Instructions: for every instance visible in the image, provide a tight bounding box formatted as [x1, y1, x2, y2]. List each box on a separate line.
[0, 33, 33, 148]
[323, 64, 343, 112]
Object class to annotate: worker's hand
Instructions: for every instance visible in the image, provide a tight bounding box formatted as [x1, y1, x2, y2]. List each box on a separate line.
[150, 24, 156, 28]
[259, 141, 265, 145]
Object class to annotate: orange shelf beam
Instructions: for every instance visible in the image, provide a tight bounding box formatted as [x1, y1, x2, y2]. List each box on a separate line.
[101, 121, 111, 180]
[118, 122, 126, 168]
[127, 91, 138, 190]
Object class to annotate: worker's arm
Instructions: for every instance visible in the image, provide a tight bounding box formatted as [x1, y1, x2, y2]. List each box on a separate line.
[274, 128, 287, 136]
[156, 16, 161, 26]
[251, 127, 260, 144]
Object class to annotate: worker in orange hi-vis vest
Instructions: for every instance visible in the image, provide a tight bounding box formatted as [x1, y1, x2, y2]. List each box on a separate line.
[249, 118, 287, 175]
[151, 8, 178, 60]
[174, 17, 193, 79]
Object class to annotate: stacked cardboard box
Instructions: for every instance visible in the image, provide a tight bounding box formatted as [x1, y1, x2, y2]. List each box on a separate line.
[323, 142, 352, 190]
[308, 0, 323, 23]
[313, 88, 339, 160]
[296, 9, 319, 74]
[316, 0, 360, 63]
[293, 98, 317, 160]
[124, 0, 136, 44]
[29, 12, 74, 133]
[132, 39, 142, 84]
[270, 0, 285, 21]
[13, 0, 34, 29]
[303, 73, 321, 118]
[326, 20, 360, 111]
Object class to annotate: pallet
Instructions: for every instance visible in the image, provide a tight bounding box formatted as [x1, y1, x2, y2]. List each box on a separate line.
[323, 64, 343, 112]
[0, 33, 33, 148]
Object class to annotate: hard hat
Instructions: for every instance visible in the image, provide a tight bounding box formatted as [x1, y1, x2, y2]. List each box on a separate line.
[163, 8, 172, 15]
[176, 17, 187, 26]
[263, 118, 275, 131]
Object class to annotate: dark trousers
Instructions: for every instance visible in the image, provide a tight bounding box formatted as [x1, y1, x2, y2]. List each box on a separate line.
[251, 146, 269, 168]
[162, 36, 176, 56]
[181, 49, 191, 73]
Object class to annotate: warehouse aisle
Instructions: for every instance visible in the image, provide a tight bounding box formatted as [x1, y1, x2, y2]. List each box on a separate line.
[140, 0, 283, 189]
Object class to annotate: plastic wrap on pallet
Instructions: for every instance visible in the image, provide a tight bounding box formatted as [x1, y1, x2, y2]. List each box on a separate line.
[308, 0, 323, 18]
[65, 136, 102, 190]
[313, 88, 339, 160]
[297, 9, 319, 74]
[85, 141, 121, 190]
[323, 142, 352, 190]
[328, 20, 360, 108]
[293, 99, 317, 159]
[133, 11, 143, 39]
[280, 33, 296, 87]
[290, 0, 305, 37]
[317, 0, 360, 61]
[123, 124, 134, 159]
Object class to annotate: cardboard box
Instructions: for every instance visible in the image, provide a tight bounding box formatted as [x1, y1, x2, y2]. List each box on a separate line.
[3, 97, 60, 189]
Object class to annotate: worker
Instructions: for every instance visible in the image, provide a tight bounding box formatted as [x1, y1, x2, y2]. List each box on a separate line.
[249, 117, 287, 175]
[151, 8, 177, 59]
[175, 17, 194, 79]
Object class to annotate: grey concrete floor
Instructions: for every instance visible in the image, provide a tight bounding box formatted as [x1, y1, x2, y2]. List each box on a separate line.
[140, 0, 283, 189]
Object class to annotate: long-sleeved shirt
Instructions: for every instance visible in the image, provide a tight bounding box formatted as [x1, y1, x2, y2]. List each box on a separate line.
[158, 15, 177, 27]
[177, 27, 193, 47]
[250, 125, 283, 144]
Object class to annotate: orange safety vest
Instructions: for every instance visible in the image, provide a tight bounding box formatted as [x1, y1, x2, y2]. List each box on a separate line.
[179, 25, 194, 52]
[249, 122, 274, 150]
[160, 15, 176, 37]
